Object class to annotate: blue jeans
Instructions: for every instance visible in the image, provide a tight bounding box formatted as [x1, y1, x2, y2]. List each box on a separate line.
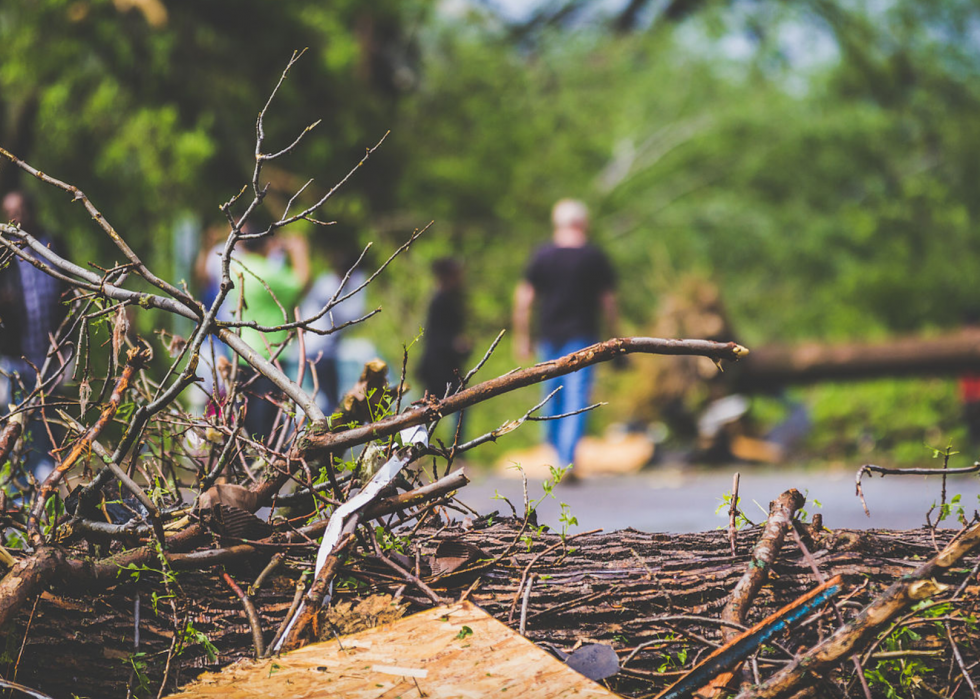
[540, 337, 596, 471]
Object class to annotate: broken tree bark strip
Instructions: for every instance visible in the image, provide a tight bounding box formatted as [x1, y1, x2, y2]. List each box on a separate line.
[0, 412, 24, 466]
[736, 518, 980, 699]
[27, 345, 151, 542]
[656, 576, 843, 699]
[278, 529, 357, 652]
[707, 489, 806, 697]
[294, 337, 747, 460]
[733, 329, 980, 391]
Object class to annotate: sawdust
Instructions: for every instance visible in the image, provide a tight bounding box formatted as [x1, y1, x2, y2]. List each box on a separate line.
[316, 593, 407, 639]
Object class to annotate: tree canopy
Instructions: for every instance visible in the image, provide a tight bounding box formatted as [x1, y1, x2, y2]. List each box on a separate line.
[3, 0, 980, 459]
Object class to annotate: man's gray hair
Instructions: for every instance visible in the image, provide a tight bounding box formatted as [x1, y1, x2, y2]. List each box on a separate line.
[551, 198, 589, 229]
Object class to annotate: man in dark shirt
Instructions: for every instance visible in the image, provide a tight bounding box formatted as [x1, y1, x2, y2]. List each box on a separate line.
[513, 199, 619, 479]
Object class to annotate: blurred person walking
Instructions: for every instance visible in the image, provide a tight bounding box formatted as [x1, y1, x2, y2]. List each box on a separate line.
[419, 257, 471, 435]
[299, 246, 367, 416]
[0, 190, 69, 480]
[235, 232, 310, 441]
[513, 199, 619, 480]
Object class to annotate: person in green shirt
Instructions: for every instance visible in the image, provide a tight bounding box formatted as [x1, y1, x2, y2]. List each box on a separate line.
[234, 233, 310, 441]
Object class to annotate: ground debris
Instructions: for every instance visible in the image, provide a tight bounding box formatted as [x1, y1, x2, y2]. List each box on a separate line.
[317, 593, 407, 639]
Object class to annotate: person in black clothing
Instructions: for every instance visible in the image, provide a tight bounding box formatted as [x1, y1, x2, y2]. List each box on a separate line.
[513, 199, 619, 478]
[419, 258, 471, 432]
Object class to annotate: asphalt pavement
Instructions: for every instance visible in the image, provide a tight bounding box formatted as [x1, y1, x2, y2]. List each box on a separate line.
[456, 462, 980, 534]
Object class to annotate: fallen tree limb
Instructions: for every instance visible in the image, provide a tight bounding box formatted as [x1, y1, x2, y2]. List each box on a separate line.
[0, 547, 64, 635]
[0, 468, 469, 622]
[7, 517, 980, 699]
[706, 489, 806, 696]
[855, 461, 980, 517]
[734, 328, 980, 390]
[657, 576, 843, 699]
[5, 520, 978, 698]
[40, 469, 467, 591]
[736, 518, 980, 698]
[723, 489, 806, 632]
[249, 338, 743, 512]
[294, 337, 747, 460]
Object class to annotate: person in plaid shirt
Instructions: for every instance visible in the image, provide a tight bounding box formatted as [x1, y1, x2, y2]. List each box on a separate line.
[1, 190, 69, 479]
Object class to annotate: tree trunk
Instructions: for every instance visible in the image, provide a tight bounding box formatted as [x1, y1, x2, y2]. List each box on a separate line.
[735, 329, 980, 390]
[3, 518, 976, 698]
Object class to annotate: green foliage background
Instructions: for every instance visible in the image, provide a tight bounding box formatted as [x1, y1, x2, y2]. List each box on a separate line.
[3, 0, 979, 464]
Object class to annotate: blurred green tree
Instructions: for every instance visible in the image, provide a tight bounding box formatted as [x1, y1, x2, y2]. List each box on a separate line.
[0, 0, 426, 272]
[5, 0, 980, 461]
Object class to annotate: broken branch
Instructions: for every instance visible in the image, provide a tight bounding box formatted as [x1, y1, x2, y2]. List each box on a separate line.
[28, 345, 151, 542]
[737, 518, 980, 698]
[707, 488, 806, 696]
[856, 462, 980, 517]
[296, 337, 747, 459]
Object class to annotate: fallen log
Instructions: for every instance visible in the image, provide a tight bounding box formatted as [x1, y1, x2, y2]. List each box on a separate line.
[3, 518, 979, 698]
[735, 329, 980, 391]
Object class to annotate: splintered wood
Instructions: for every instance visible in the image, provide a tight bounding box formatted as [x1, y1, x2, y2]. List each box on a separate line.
[166, 600, 618, 699]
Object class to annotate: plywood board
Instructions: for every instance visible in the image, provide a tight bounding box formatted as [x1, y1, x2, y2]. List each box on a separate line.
[167, 600, 620, 699]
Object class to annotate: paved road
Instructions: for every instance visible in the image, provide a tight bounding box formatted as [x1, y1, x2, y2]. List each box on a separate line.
[456, 462, 980, 534]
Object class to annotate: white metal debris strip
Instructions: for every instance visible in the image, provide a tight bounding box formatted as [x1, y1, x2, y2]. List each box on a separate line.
[273, 424, 430, 651]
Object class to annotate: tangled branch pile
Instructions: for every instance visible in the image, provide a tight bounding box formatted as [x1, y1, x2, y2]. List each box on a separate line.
[3, 55, 977, 699]
[0, 56, 746, 697]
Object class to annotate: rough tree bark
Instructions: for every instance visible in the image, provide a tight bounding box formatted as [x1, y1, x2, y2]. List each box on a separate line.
[3, 516, 978, 698]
